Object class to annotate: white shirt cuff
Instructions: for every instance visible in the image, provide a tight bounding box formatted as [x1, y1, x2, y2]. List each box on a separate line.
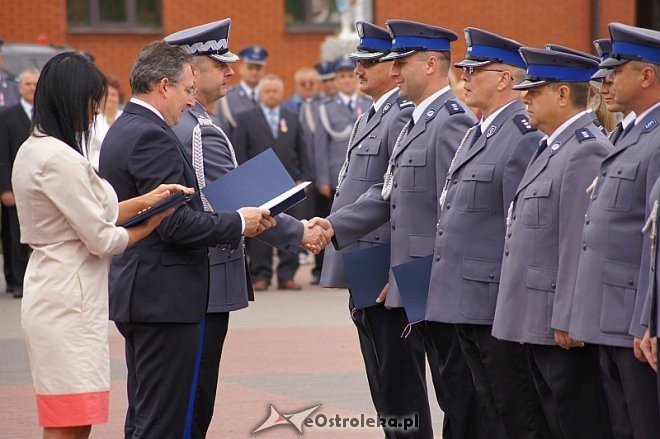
[237, 210, 245, 234]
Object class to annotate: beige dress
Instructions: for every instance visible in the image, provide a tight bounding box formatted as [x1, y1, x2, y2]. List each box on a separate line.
[12, 134, 129, 427]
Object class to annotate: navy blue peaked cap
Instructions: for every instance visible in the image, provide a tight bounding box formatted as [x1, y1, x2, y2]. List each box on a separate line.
[238, 45, 268, 65]
[513, 47, 599, 90]
[350, 21, 392, 61]
[334, 55, 357, 71]
[315, 60, 336, 81]
[456, 28, 525, 68]
[591, 39, 613, 80]
[381, 20, 458, 61]
[165, 19, 238, 63]
[600, 22, 660, 68]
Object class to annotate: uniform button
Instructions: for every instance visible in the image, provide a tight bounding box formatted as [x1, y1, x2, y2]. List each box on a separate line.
[585, 218, 590, 225]
[472, 173, 476, 178]
[582, 243, 587, 251]
[505, 250, 509, 256]
[628, 279, 634, 286]
[408, 158, 413, 163]
[365, 148, 369, 152]
[512, 214, 516, 220]
[446, 203, 451, 209]
[489, 273, 495, 280]
[533, 191, 537, 196]
[617, 169, 622, 175]
[592, 196, 597, 201]
[394, 182, 398, 188]
[453, 179, 458, 184]
[438, 229, 443, 236]
[602, 170, 607, 176]
[375, 236, 380, 240]
[551, 282, 556, 289]
[392, 225, 396, 231]
[392, 204, 396, 209]
[435, 256, 440, 262]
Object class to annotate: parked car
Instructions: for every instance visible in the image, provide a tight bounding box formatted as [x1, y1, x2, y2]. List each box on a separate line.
[1, 43, 71, 78]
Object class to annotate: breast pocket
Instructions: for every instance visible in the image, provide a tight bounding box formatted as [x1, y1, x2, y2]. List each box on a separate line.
[399, 147, 428, 192]
[600, 261, 638, 335]
[352, 138, 382, 182]
[456, 164, 495, 212]
[599, 160, 639, 212]
[521, 179, 553, 228]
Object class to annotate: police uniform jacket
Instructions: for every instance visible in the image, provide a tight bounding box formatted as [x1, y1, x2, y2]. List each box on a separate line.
[173, 103, 305, 313]
[492, 112, 612, 345]
[426, 100, 540, 324]
[570, 105, 660, 346]
[314, 94, 372, 188]
[329, 87, 476, 307]
[0, 72, 19, 109]
[321, 90, 413, 288]
[215, 84, 258, 137]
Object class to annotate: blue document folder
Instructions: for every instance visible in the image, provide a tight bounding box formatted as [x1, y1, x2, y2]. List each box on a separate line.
[118, 191, 191, 228]
[201, 148, 308, 216]
[343, 243, 391, 309]
[391, 255, 434, 323]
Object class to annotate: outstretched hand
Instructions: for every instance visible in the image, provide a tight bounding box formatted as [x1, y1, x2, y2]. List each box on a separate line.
[239, 207, 276, 237]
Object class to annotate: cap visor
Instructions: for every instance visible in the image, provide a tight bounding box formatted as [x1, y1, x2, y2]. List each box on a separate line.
[319, 73, 336, 81]
[209, 51, 239, 63]
[591, 68, 611, 80]
[599, 57, 627, 68]
[380, 50, 416, 61]
[454, 59, 492, 68]
[349, 50, 386, 61]
[242, 59, 266, 65]
[512, 79, 548, 90]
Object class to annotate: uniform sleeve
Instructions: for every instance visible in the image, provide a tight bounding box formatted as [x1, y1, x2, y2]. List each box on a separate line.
[631, 149, 660, 337]
[256, 213, 304, 255]
[127, 127, 242, 249]
[502, 132, 540, 223]
[39, 153, 129, 257]
[551, 140, 610, 331]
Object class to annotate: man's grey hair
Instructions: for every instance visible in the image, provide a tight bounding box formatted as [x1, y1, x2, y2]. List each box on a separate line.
[129, 41, 192, 94]
[261, 73, 284, 88]
[18, 68, 39, 83]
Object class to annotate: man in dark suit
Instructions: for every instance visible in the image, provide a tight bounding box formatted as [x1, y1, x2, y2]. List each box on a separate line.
[0, 68, 38, 298]
[233, 74, 311, 290]
[99, 41, 274, 438]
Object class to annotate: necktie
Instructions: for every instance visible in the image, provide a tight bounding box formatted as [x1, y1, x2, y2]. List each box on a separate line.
[348, 99, 354, 113]
[469, 125, 482, 149]
[367, 106, 376, 122]
[609, 121, 623, 145]
[537, 139, 549, 156]
[620, 122, 634, 140]
[268, 109, 279, 138]
[251, 89, 257, 104]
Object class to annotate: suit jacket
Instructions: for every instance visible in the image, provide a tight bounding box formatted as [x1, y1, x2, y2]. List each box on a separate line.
[0, 103, 30, 192]
[173, 102, 304, 312]
[0, 73, 19, 109]
[322, 90, 413, 288]
[232, 106, 311, 181]
[99, 102, 242, 324]
[313, 95, 372, 187]
[329, 88, 476, 307]
[492, 112, 612, 345]
[426, 100, 540, 324]
[570, 105, 660, 346]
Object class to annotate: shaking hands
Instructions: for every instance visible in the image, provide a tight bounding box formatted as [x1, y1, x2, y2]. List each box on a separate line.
[300, 217, 335, 254]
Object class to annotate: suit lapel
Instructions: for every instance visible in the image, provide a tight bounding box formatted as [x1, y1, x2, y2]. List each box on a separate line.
[255, 107, 277, 142]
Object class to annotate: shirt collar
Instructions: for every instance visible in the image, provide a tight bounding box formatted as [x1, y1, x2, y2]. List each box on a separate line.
[545, 110, 589, 147]
[412, 85, 451, 124]
[372, 87, 399, 113]
[260, 104, 279, 116]
[240, 81, 258, 97]
[634, 102, 660, 126]
[20, 98, 32, 119]
[130, 97, 165, 121]
[338, 92, 356, 106]
[621, 111, 637, 129]
[479, 100, 517, 134]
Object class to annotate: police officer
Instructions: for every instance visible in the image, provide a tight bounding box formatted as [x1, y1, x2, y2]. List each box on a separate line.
[425, 28, 548, 439]
[315, 60, 338, 98]
[569, 22, 660, 439]
[310, 19, 482, 439]
[317, 21, 432, 438]
[312, 55, 371, 284]
[215, 45, 268, 136]
[491, 47, 613, 438]
[164, 20, 327, 436]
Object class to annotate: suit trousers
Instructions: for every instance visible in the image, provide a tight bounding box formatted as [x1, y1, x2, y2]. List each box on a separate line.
[192, 312, 230, 438]
[456, 324, 551, 439]
[527, 343, 612, 439]
[349, 296, 434, 438]
[422, 321, 487, 439]
[312, 188, 334, 277]
[599, 345, 660, 439]
[3, 205, 28, 289]
[117, 321, 202, 439]
[1, 205, 14, 288]
[247, 238, 299, 282]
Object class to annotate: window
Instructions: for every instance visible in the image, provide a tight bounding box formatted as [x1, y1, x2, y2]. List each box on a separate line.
[285, 0, 341, 33]
[67, 0, 162, 33]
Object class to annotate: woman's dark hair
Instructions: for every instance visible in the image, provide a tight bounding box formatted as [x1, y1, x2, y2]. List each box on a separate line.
[32, 51, 107, 154]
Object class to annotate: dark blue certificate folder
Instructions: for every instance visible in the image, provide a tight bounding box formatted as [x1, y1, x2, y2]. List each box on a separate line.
[201, 148, 309, 216]
[391, 254, 434, 323]
[343, 243, 391, 309]
[118, 191, 190, 228]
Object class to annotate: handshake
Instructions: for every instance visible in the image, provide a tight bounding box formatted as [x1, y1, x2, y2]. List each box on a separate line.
[236, 208, 335, 255]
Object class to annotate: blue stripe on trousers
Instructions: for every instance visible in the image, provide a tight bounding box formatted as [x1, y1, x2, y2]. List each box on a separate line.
[183, 319, 206, 439]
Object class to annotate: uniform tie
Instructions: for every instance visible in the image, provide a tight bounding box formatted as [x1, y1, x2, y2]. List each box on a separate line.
[537, 139, 549, 156]
[250, 89, 257, 104]
[366, 105, 376, 122]
[469, 125, 482, 149]
[348, 99, 354, 113]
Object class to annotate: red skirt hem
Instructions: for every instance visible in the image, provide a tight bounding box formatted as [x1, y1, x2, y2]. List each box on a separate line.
[36, 390, 109, 427]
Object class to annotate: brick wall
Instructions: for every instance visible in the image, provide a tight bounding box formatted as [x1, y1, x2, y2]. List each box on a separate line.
[0, 0, 636, 99]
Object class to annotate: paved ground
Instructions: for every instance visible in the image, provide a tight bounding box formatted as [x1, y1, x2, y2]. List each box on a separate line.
[0, 262, 443, 438]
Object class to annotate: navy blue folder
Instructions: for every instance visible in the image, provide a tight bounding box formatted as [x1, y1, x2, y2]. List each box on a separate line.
[391, 255, 434, 323]
[201, 148, 308, 216]
[343, 243, 391, 309]
[118, 191, 191, 228]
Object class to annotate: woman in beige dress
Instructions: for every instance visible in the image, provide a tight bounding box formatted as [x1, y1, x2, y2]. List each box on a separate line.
[11, 52, 191, 439]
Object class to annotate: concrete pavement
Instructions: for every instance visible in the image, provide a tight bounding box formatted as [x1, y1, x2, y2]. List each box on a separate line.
[0, 264, 443, 438]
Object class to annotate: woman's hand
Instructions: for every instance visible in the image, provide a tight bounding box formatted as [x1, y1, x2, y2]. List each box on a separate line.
[141, 184, 194, 210]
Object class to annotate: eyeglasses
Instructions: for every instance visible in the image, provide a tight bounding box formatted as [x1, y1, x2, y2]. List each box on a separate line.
[184, 85, 197, 98]
[357, 59, 379, 69]
[462, 66, 506, 76]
